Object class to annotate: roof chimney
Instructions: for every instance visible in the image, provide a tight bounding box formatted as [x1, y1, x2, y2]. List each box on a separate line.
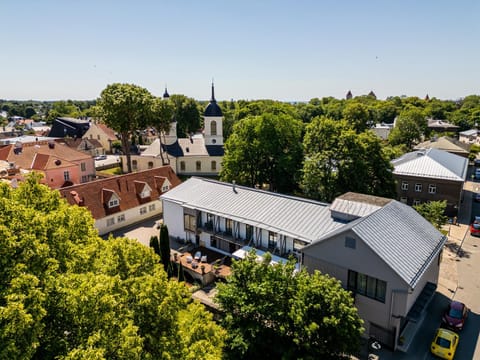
[232, 180, 237, 193]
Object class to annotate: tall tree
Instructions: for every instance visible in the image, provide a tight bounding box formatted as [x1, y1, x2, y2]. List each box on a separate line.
[159, 224, 171, 276]
[169, 94, 201, 137]
[221, 112, 303, 192]
[150, 96, 175, 165]
[97, 83, 153, 173]
[388, 108, 425, 148]
[215, 251, 364, 359]
[149, 235, 160, 257]
[301, 116, 395, 202]
[0, 174, 225, 359]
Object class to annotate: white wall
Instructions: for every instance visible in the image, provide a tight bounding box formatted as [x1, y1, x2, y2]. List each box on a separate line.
[96, 199, 162, 235]
[161, 199, 186, 240]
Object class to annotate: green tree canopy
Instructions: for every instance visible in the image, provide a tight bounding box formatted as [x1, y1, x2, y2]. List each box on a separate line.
[414, 200, 448, 230]
[97, 83, 154, 173]
[220, 113, 303, 192]
[215, 251, 364, 359]
[388, 108, 426, 148]
[301, 116, 396, 202]
[169, 94, 201, 137]
[0, 173, 225, 359]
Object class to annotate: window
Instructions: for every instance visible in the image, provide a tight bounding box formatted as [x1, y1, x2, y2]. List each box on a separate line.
[64, 171, 70, 181]
[149, 204, 155, 211]
[401, 181, 408, 191]
[184, 214, 196, 232]
[211, 120, 217, 136]
[81, 175, 88, 183]
[246, 224, 253, 241]
[348, 270, 386, 302]
[117, 214, 125, 222]
[268, 231, 277, 250]
[345, 236, 356, 249]
[148, 161, 153, 169]
[211, 161, 217, 171]
[81, 162, 86, 171]
[180, 161, 186, 171]
[162, 184, 170, 192]
[139, 207, 147, 215]
[132, 160, 138, 171]
[415, 183, 422, 192]
[428, 184, 436, 194]
[108, 198, 119, 208]
[97, 134, 100, 140]
[225, 218, 233, 235]
[413, 199, 421, 206]
[106, 218, 115, 227]
[196, 161, 201, 171]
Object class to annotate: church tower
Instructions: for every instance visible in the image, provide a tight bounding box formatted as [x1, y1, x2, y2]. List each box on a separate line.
[204, 82, 223, 146]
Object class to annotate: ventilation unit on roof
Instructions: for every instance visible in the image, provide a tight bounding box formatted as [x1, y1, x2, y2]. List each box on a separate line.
[48, 141, 55, 149]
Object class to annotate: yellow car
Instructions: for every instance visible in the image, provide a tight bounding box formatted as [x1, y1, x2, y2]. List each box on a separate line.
[431, 328, 459, 360]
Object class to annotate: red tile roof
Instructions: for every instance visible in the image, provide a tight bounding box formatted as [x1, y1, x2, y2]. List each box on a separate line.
[96, 123, 118, 141]
[59, 166, 181, 219]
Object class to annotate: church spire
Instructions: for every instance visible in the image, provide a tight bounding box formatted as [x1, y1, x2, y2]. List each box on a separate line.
[211, 81, 216, 102]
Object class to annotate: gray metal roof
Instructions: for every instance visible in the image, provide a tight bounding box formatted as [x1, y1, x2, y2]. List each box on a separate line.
[161, 177, 345, 243]
[459, 129, 477, 136]
[352, 201, 446, 287]
[392, 148, 468, 182]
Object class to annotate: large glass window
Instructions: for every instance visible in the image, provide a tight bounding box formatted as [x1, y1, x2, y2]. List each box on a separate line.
[225, 218, 233, 235]
[268, 231, 277, 250]
[246, 225, 253, 241]
[184, 214, 196, 232]
[348, 270, 386, 303]
[428, 184, 437, 194]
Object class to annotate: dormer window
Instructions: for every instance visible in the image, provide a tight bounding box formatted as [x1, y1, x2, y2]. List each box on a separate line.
[141, 189, 151, 199]
[109, 198, 119, 208]
[162, 184, 170, 192]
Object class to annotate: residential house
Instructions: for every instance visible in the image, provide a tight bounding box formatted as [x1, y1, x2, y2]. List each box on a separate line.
[0, 140, 95, 188]
[392, 148, 468, 216]
[459, 129, 479, 145]
[60, 166, 181, 235]
[83, 122, 118, 153]
[140, 83, 224, 176]
[414, 136, 469, 158]
[61, 137, 105, 157]
[48, 117, 90, 138]
[427, 118, 459, 133]
[160, 178, 446, 350]
[302, 192, 446, 351]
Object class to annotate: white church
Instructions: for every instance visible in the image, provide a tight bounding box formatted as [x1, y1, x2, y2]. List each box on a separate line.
[139, 84, 225, 176]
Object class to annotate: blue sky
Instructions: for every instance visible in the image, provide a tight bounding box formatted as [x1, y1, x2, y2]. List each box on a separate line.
[1, 0, 479, 101]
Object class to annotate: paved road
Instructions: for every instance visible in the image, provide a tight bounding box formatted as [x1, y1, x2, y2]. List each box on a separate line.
[370, 180, 480, 360]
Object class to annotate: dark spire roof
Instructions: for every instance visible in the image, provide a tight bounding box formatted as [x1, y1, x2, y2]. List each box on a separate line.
[346, 90, 353, 100]
[368, 90, 377, 99]
[204, 82, 223, 117]
[163, 86, 170, 99]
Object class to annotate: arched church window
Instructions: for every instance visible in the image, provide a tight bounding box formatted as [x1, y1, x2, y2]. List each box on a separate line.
[211, 121, 217, 136]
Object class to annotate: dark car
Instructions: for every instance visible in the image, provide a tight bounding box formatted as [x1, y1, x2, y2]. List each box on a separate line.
[475, 193, 480, 202]
[442, 301, 468, 331]
[474, 158, 480, 167]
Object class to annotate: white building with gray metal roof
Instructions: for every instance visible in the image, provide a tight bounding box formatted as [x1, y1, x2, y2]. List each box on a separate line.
[161, 179, 447, 352]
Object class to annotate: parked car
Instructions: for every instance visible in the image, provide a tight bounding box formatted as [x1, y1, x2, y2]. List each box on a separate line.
[475, 193, 480, 202]
[442, 301, 469, 331]
[474, 158, 480, 167]
[95, 155, 107, 161]
[470, 216, 480, 236]
[430, 328, 459, 360]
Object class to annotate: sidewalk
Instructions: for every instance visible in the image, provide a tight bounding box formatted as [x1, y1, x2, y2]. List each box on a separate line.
[437, 180, 473, 299]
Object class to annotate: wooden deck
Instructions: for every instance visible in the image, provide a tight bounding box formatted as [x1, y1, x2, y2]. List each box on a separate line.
[172, 246, 232, 282]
